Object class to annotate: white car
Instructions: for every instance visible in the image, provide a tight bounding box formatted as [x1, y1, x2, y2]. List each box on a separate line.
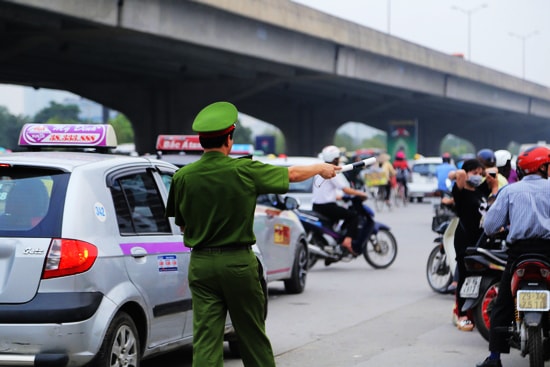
[254, 155, 324, 211]
[408, 157, 443, 202]
[155, 135, 310, 294]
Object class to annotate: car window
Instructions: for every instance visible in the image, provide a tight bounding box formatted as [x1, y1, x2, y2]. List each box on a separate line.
[111, 171, 171, 235]
[159, 172, 173, 193]
[413, 163, 440, 176]
[0, 166, 68, 237]
[288, 177, 313, 193]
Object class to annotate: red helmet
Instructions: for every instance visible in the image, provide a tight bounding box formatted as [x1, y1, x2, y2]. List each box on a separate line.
[517, 146, 550, 174]
[395, 151, 405, 159]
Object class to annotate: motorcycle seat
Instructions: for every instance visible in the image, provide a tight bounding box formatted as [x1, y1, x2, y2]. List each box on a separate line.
[465, 246, 508, 261]
[297, 209, 334, 226]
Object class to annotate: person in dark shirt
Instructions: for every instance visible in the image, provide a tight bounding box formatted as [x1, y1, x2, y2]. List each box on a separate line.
[449, 158, 499, 331]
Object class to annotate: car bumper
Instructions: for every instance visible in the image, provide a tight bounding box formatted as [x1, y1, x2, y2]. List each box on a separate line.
[0, 293, 116, 366]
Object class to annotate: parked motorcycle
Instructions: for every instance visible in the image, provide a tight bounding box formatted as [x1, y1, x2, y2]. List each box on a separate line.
[460, 233, 507, 342]
[296, 195, 398, 269]
[426, 199, 458, 293]
[506, 252, 550, 366]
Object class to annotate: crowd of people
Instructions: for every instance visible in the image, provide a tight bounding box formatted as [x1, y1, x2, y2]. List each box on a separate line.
[427, 146, 550, 367]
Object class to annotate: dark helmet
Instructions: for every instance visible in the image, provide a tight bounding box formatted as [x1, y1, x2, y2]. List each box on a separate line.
[477, 149, 496, 168]
[517, 146, 550, 176]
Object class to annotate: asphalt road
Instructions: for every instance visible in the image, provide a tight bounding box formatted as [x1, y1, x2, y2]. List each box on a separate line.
[144, 198, 541, 367]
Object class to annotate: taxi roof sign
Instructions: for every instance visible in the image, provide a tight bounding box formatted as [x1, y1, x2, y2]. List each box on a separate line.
[19, 123, 118, 148]
[156, 135, 203, 152]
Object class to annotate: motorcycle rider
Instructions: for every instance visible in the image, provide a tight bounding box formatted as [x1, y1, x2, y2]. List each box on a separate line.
[476, 146, 550, 367]
[494, 149, 512, 184]
[392, 150, 411, 199]
[312, 145, 368, 256]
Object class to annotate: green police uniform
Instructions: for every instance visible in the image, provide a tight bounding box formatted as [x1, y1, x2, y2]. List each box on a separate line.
[166, 101, 289, 367]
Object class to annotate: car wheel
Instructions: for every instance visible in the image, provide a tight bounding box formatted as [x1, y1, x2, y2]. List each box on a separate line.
[91, 312, 140, 367]
[284, 242, 308, 294]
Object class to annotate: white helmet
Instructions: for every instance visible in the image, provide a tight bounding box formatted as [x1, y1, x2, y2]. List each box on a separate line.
[495, 149, 512, 168]
[321, 145, 340, 163]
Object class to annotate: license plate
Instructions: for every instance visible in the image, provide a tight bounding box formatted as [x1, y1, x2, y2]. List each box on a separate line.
[517, 290, 550, 311]
[460, 276, 482, 298]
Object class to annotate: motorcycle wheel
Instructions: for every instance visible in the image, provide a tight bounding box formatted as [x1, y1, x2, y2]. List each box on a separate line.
[363, 229, 397, 269]
[528, 325, 544, 367]
[426, 244, 452, 293]
[473, 280, 499, 342]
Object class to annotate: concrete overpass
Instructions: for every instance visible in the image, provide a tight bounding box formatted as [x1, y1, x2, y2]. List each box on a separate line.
[1, 0, 550, 156]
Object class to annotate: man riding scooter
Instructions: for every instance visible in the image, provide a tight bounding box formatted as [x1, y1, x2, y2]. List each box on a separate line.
[312, 145, 367, 256]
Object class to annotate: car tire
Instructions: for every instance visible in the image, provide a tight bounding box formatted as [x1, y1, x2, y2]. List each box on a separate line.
[91, 311, 140, 367]
[284, 242, 308, 294]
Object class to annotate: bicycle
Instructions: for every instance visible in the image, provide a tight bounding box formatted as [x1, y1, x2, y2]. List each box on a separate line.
[366, 185, 385, 211]
[393, 181, 407, 207]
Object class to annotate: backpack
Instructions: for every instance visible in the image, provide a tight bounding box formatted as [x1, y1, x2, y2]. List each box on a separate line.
[396, 167, 408, 181]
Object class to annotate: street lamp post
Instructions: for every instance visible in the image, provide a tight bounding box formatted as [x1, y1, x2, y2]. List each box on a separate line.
[387, 0, 391, 34]
[509, 30, 539, 79]
[451, 3, 488, 61]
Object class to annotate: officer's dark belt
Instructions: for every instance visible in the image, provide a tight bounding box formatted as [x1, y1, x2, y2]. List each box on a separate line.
[192, 244, 251, 252]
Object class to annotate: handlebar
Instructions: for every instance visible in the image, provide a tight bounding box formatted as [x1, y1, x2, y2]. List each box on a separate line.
[340, 157, 377, 173]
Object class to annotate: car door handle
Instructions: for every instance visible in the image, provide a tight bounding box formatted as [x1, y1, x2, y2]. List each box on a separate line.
[130, 247, 147, 258]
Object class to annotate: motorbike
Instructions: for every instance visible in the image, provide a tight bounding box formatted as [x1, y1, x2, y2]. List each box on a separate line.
[460, 233, 507, 342]
[296, 195, 398, 269]
[426, 197, 458, 293]
[506, 252, 550, 367]
[295, 156, 397, 269]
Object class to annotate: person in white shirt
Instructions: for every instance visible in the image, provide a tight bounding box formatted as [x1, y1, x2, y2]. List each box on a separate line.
[312, 145, 367, 255]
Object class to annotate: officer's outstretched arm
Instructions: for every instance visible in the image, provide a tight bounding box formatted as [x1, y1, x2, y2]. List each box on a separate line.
[288, 163, 340, 182]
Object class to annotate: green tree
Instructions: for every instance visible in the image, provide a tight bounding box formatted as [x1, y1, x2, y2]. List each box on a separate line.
[34, 101, 80, 123]
[334, 131, 355, 150]
[233, 123, 253, 144]
[440, 134, 475, 159]
[109, 114, 135, 144]
[334, 131, 387, 152]
[0, 106, 29, 150]
[360, 133, 387, 150]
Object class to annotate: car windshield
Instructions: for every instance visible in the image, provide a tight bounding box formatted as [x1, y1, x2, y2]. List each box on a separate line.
[0, 166, 69, 237]
[288, 177, 313, 193]
[412, 163, 440, 176]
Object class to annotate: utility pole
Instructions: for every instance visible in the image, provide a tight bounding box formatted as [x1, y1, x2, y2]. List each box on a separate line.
[451, 3, 488, 61]
[509, 30, 539, 79]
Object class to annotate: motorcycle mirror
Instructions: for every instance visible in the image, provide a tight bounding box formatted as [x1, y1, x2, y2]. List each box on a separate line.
[284, 196, 299, 210]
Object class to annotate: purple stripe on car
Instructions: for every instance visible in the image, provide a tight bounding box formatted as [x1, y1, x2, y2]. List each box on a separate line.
[120, 242, 189, 255]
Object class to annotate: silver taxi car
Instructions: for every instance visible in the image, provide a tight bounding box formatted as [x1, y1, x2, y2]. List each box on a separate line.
[0, 124, 244, 367]
[156, 135, 309, 294]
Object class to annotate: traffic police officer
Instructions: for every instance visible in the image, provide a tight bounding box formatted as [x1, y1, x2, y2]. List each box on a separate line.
[166, 101, 339, 367]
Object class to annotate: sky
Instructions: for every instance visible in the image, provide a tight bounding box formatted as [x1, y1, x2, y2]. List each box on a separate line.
[293, 0, 550, 87]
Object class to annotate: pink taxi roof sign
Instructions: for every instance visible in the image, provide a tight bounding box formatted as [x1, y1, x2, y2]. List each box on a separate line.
[156, 135, 203, 152]
[19, 123, 118, 148]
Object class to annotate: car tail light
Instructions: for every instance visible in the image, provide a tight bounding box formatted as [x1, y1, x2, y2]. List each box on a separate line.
[42, 238, 98, 279]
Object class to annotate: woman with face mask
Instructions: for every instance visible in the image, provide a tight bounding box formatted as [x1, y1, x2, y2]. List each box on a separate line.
[448, 158, 499, 331]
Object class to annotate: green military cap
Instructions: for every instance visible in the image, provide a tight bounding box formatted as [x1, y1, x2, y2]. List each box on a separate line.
[192, 101, 237, 137]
